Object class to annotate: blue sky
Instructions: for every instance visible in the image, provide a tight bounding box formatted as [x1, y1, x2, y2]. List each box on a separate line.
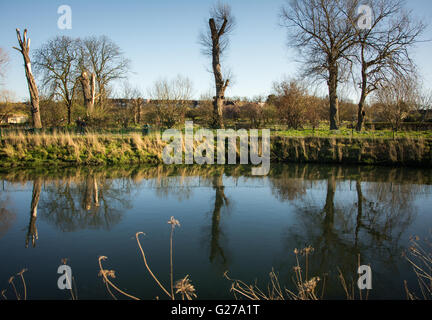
[0, 0, 431, 101]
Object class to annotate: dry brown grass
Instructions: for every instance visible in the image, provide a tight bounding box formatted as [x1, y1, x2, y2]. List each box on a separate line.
[0, 131, 166, 166]
[225, 246, 323, 300]
[404, 235, 432, 300]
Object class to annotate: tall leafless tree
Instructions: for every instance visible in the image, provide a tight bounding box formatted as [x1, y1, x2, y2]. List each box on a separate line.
[280, 0, 359, 130]
[79, 36, 130, 105]
[347, 0, 426, 131]
[13, 29, 42, 129]
[200, 2, 235, 128]
[33, 36, 79, 125]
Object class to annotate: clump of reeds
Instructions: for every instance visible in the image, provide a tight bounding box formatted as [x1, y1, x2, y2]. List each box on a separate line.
[404, 235, 432, 300]
[225, 246, 323, 300]
[337, 254, 370, 300]
[98, 216, 197, 300]
[1, 268, 28, 300]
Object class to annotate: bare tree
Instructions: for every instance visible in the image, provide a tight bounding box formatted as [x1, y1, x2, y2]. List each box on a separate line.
[241, 103, 264, 128]
[273, 79, 308, 129]
[148, 75, 193, 128]
[79, 36, 130, 104]
[121, 81, 144, 125]
[280, 0, 359, 130]
[347, 0, 426, 131]
[13, 29, 42, 129]
[200, 2, 236, 128]
[33, 36, 79, 125]
[373, 75, 419, 132]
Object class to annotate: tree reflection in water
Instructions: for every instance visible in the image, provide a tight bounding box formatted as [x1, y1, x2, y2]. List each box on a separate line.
[0, 164, 428, 297]
[38, 170, 132, 232]
[270, 165, 419, 297]
[209, 172, 229, 268]
[26, 178, 42, 248]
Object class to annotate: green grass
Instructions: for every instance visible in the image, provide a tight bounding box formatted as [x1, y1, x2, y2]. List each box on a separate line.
[1, 129, 431, 168]
[274, 128, 432, 139]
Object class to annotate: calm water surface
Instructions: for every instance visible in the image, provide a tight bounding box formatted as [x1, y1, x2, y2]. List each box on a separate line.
[0, 164, 431, 299]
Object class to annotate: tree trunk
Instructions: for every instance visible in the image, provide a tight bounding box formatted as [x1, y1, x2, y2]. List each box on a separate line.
[209, 18, 229, 129]
[137, 99, 142, 124]
[67, 100, 72, 125]
[356, 97, 366, 132]
[79, 70, 96, 116]
[133, 98, 142, 125]
[213, 96, 225, 128]
[13, 29, 42, 129]
[356, 44, 368, 132]
[328, 63, 339, 130]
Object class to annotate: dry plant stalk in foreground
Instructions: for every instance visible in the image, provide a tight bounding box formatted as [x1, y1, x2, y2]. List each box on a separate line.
[1, 269, 27, 300]
[225, 246, 323, 300]
[404, 236, 432, 300]
[98, 216, 197, 300]
[225, 248, 374, 300]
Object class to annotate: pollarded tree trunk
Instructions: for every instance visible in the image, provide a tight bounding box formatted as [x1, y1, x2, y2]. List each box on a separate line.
[79, 70, 96, 116]
[209, 18, 230, 129]
[13, 29, 42, 129]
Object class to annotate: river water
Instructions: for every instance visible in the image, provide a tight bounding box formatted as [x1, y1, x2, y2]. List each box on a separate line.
[0, 164, 431, 299]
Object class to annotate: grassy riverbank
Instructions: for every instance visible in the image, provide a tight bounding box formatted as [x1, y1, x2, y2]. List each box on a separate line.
[0, 131, 431, 168]
[0, 132, 164, 167]
[271, 135, 432, 166]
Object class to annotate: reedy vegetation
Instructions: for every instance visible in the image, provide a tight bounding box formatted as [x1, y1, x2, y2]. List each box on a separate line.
[0, 130, 431, 168]
[3, 231, 431, 300]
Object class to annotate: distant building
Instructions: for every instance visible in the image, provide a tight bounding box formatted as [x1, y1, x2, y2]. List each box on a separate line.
[1, 114, 29, 124]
